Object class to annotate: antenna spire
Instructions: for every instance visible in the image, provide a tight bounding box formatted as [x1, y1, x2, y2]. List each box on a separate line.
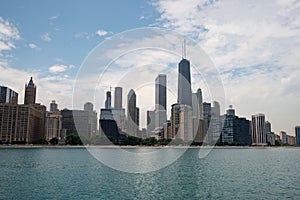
[182, 38, 186, 59]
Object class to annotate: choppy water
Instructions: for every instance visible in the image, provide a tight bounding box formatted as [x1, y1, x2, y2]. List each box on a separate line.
[0, 148, 299, 199]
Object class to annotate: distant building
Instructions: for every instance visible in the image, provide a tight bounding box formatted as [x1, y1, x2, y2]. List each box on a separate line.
[155, 74, 167, 129]
[210, 101, 221, 145]
[221, 106, 250, 145]
[61, 105, 97, 138]
[203, 102, 211, 143]
[178, 58, 192, 106]
[46, 110, 62, 141]
[251, 114, 267, 145]
[295, 126, 300, 145]
[266, 133, 276, 146]
[178, 105, 193, 142]
[0, 78, 46, 144]
[163, 120, 172, 139]
[265, 121, 271, 134]
[280, 131, 287, 144]
[50, 100, 58, 112]
[192, 88, 203, 120]
[24, 77, 36, 105]
[286, 135, 296, 145]
[147, 110, 155, 137]
[127, 89, 139, 136]
[171, 103, 181, 139]
[0, 86, 18, 104]
[114, 87, 123, 109]
[105, 91, 112, 109]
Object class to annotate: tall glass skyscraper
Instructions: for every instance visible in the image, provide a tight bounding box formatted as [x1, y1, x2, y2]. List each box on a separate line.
[155, 74, 167, 128]
[127, 89, 138, 136]
[178, 58, 192, 106]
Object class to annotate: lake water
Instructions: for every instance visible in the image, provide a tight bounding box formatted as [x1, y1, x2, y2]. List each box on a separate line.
[0, 148, 299, 199]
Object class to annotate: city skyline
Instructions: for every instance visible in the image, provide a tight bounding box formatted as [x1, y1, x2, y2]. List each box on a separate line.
[0, 1, 299, 135]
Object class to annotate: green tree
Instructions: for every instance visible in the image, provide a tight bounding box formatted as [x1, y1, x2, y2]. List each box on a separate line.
[31, 138, 48, 145]
[65, 134, 83, 145]
[49, 137, 59, 145]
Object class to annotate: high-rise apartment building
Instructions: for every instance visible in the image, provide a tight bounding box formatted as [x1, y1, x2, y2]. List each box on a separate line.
[251, 114, 266, 145]
[221, 106, 250, 145]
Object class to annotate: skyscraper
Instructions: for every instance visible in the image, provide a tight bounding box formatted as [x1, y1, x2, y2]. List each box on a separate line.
[0, 86, 18, 104]
[178, 58, 192, 106]
[210, 101, 221, 144]
[178, 104, 193, 142]
[50, 100, 58, 112]
[127, 89, 138, 136]
[251, 114, 266, 145]
[192, 88, 203, 119]
[265, 121, 271, 134]
[105, 91, 111, 109]
[155, 74, 167, 129]
[171, 103, 181, 139]
[296, 126, 300, 145]
[280, 131, 287, 144]
[114, 87, 122, 109]
[147, 110, 155, 137]
[203, 102, 212, 140]
[24, 77, 36, 105]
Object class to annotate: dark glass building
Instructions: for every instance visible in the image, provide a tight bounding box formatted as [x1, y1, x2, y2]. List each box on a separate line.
[178, 59, 192, 106]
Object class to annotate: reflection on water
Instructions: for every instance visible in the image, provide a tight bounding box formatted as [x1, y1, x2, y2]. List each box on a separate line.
[0, 148, 299, 199]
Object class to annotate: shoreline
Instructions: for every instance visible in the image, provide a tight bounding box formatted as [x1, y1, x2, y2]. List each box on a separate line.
[0, 145, 299, 149]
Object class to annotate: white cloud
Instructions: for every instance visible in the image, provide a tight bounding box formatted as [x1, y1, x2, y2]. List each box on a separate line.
[152, 0, 300, 135]
[48, 64, 70, 73]
[139, 16, 145, 20]
[96, 29, 108, 37]
[0, 16, 20, 52]
[28, 43, 37, 49]
[41, 32, 51, 41]
[49, 15, 58, 20]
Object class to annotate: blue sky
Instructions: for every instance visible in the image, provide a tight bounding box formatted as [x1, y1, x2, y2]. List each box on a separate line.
[0, 0, 158, 74]
[1, 0, 300, 134]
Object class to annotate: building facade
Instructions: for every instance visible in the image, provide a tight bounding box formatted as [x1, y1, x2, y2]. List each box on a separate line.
[178, 58, 192, 106]
[251, 114, 267, 145]
[155, 74, 167, 129]
[0, 86, 18, 104]
[280, 131, 287, 144]
[114, 87, 123, 109]
[127, 89, 139, 136]
[295, 126, 300, 145]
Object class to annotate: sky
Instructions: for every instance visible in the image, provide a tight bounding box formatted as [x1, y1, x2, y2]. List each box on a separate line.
[0, 0, 299, 135]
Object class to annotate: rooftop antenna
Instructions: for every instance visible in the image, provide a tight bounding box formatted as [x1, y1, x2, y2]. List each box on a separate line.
[182, 38, 186, 59]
